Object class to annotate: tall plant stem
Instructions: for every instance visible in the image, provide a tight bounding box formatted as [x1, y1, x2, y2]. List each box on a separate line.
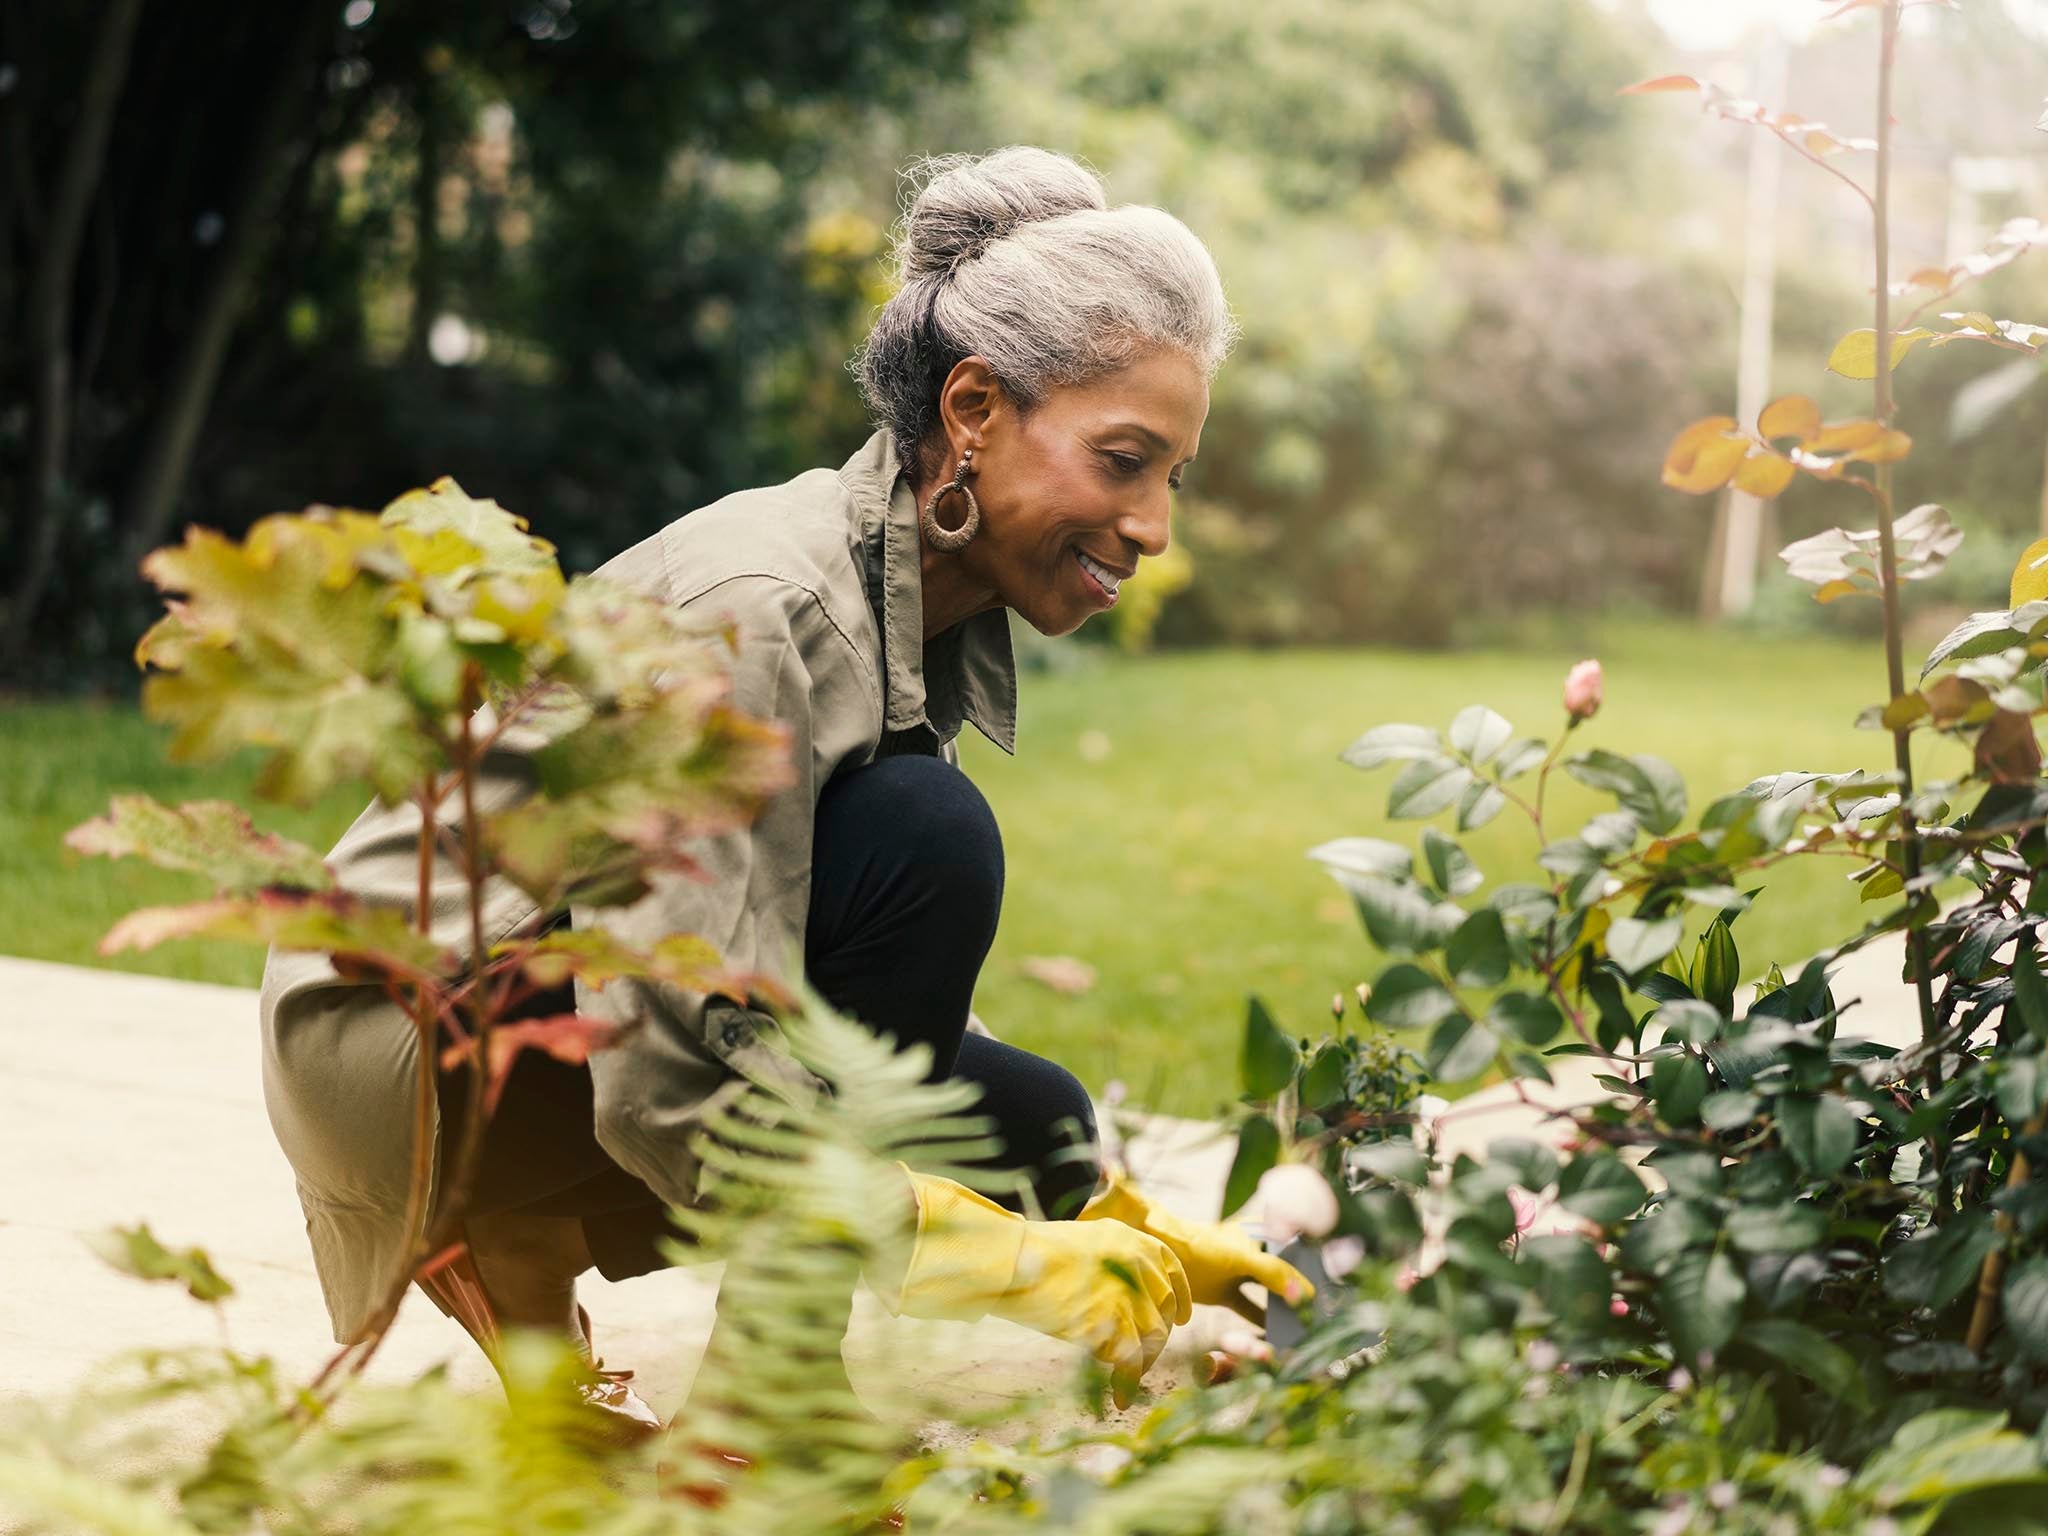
[303, 699, 502, 1410]
[1867, 1, 1941, 1093]
[1967, 1098, 2048, 1353]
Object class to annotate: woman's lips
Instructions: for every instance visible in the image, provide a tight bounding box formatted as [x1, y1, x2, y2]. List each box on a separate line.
[1074, 547, 1122, 606]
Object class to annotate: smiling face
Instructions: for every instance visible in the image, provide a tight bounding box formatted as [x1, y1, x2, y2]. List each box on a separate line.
[925, 348, 1209, 638]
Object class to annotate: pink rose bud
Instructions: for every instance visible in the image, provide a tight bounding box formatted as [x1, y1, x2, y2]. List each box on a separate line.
[1563, 659, 1603, 721]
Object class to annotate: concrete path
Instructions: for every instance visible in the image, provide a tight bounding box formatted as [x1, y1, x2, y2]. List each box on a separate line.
[0, 956, 1241, 1447]
[0, 936, 1926, 1447]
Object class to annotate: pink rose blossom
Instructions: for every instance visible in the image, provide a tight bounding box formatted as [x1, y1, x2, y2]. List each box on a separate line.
[1254, 1163, 1339, 1246]
[1563, 659, 1604, 721]
[1321, 1234, 1365, 1280]
[1609, 1294, 1630, 1317]
[1508, 1186, 1543, 1234]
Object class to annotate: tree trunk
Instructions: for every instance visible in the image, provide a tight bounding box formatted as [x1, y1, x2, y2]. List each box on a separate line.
[404, 65, 445, 366]
[116, 0, 329, 575]
[0, 0, 144, 674]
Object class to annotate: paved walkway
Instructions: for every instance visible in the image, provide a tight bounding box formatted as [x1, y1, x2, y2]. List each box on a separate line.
[0, 937, 1926, 1446]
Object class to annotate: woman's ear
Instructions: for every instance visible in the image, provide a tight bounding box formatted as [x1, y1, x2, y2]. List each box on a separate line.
[936, 356, 1004, 457]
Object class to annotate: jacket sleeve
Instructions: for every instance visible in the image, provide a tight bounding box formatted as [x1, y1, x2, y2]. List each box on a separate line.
[580, 572, 881, 1210]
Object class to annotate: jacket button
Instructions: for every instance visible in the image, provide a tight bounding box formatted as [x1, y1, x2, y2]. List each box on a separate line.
[720, 1020, 747, 1050]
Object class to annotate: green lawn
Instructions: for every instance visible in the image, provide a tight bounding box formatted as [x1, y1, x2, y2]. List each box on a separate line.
[1, 621, 1961, 1118]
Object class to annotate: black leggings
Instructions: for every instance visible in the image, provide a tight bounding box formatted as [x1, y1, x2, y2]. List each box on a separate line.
[437, 753, 1102, 1281]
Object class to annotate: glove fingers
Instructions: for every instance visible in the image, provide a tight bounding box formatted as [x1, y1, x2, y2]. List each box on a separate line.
[1140, 1240, 1194, 1326]
[1103, 1318, 1147, 1409]
[1249, 1251, 1316, 1307]
[1129, 1292, 1172, 1377]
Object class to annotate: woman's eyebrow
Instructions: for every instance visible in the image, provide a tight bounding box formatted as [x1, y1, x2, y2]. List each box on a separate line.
[1114, 421, 1196, 462]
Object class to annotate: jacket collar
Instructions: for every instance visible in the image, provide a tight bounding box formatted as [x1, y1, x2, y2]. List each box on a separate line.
[840, 429, 1018, 755]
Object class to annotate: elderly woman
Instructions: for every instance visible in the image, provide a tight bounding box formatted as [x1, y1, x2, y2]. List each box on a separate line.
[260, 146, 1309, 1431]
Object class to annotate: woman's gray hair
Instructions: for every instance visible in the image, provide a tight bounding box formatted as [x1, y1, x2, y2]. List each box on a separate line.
[851, 145, 1236, 477]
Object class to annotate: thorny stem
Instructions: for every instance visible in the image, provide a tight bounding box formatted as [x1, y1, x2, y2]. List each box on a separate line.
[1863, 0, 1942, 1105]
[1966, 931, 2042, 1350]
[1968, 1096, 2048, 1354]
[302, 673, 506, 1413]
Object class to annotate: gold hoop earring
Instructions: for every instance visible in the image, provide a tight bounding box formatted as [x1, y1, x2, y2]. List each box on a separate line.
[920, 449, 980, 553]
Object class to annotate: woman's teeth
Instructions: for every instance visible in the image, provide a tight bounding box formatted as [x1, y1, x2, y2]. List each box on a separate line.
[1076, 549, 1122, 598]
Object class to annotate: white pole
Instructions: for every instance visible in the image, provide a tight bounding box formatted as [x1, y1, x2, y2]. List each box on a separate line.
[1715, 24, 1788, 617]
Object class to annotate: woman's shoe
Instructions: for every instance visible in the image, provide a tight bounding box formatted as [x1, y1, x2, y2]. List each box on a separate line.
[414, 1230, 663, 1446]
[575, 1302, 663, 1442]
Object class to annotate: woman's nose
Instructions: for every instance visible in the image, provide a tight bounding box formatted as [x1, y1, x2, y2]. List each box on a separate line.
[1119, 492, 1171, 560]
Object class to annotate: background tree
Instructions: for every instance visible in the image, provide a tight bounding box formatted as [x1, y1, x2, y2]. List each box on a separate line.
[0, 0, 1010, 684]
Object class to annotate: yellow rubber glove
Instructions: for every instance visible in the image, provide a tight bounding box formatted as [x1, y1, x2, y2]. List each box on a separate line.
[878, 1165, 1193, 1407]
[1079, 1166, 1315, 1326]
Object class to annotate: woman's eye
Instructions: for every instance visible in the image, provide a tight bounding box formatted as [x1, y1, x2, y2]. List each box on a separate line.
[1107, 451, 1144, 475]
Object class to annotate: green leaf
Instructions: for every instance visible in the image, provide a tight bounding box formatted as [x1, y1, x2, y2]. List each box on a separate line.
[1609, 915, 1684, 974]
[1240, 996, 1299, 1100]
[1305, 837, 1413, 883]
[1346, 875, 1463, 956]
[1446, 909, 1511, 988]
[1429, 1016, 1502, 1082]
[1301, 1044, 1348, 1111]
[1493, 738, 1549, 781]
[1853, 1407, 2046, 1504]
[1659, 1248, 1746, 1366]
[1743, 1318, 1867, 1406]
[87, 1223, 235, 1304]
[1621, 1199, 1716, 1273]
[1652, 1052, 1708, 1126]
[1448, 705, 1513, 765]
[2004, 1257, 2048, 1362]
[1726, 1202, 1828, 1254]
[1826, 325, 1936, 380]
[1884, 1211, 2001, 1310]
[1487, 1137, 1559, 1192]
[1557, 1154, 1647, 1225]
[1348, 1140, 1430, 1186]
[1651, 1149, 1724, 1200]
[1488, 990, 1563, 1047]
[99, 890, 450, 972]
[1456, 777, 1508, 831]
[1221, 1115, 1280, 1219]
[1537, 838, 1602, 879]
[1996, 1054, 2048, 1124]
[64, 795, 333, 894]
[1701, 1089, 1763, 1132]
[1562, 748, 1687, 836]
[1627, 754, 1689, 837]
[2013, 947, 2048, 1044]
[1387, 756, 1473, 819]
[1523, 1234, 1613, 1332]
[1779, 1094, 1859, 1177]
[1365, 964, 1462, 1029]
[1923, 608, 2036, 679]
[1340, 722, 1442, 771]
[1421, 827, 1483, 897]
[1654, 999, 1724, 1046]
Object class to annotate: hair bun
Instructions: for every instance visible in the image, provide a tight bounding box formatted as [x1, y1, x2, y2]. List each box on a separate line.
[897, 145, 1108, 278]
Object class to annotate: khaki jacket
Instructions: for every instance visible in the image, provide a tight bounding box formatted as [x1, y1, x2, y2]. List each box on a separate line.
[258, 429, 1018, 1343]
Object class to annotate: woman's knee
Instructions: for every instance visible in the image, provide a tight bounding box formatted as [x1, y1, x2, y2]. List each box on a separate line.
[1033, 1060, 1102, 1219]
[817, 754, 1004, 925]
